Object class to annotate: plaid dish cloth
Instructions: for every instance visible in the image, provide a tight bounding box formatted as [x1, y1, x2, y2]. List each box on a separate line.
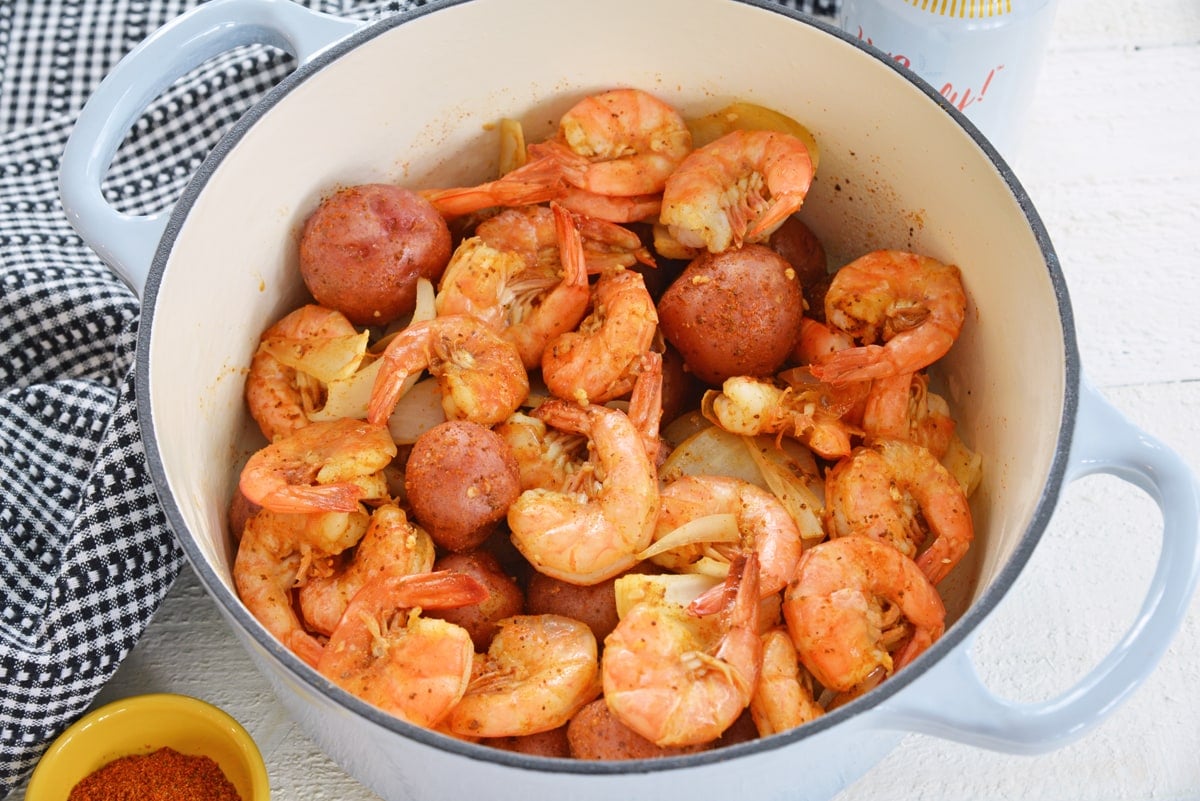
[0, 0, 839, 792]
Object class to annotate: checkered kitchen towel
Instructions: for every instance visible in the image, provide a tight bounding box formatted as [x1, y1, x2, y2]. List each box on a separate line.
[0, 0, 838, 791]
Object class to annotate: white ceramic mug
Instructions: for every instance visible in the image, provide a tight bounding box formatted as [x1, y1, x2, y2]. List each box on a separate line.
[839, 0, 1059, 157]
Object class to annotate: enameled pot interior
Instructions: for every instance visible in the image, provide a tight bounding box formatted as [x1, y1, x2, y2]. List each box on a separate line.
[141, 0, 1072, 753]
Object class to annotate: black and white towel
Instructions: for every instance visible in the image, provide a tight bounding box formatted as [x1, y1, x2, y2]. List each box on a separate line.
[0, 0, 839, 792]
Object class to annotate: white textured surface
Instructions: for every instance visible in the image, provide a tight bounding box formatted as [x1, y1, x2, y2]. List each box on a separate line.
[19, 0, 1200, 798]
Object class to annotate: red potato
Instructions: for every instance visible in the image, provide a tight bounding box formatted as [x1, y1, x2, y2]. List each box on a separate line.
[768, 215, 830, 322]
[427, 550, 525, 651]
[404, 421, 522, 552]
[657, 244, 805, 385]
[487, 725, 572, 758]
[299, 183, 452, 326]
[566, 699, 709, 760]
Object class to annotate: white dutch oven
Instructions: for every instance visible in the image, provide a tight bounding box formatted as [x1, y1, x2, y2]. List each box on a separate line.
[59, 1, 1200, 799]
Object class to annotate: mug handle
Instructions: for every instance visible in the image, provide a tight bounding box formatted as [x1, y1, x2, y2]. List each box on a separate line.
[58, 0, 362, 296]
[876, 377, 1200, 753]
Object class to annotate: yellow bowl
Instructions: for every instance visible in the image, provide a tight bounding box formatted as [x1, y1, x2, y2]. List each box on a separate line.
[25, 693, 269, 801]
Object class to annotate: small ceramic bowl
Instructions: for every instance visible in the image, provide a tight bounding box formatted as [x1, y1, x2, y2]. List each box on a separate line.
[25, 693, 269, 801]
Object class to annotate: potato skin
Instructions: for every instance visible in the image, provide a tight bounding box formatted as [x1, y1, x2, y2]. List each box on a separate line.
[525, 572, 622, 645]
[768, 215, 830, 323]
[404, 421, 522, 553]
[427, 550, 525, 651]
[566, 699, 709, 760]
[299, 183, 451, 326]
[656, 244, 805, 385]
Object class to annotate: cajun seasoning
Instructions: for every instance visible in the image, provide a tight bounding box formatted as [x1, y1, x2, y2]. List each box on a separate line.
[67, 746, 242, 801]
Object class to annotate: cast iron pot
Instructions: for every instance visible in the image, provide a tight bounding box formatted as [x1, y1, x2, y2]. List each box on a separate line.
[59, 1, 1200, 799]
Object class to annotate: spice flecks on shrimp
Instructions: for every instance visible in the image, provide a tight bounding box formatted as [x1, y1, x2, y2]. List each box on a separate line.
[660, 129, 814, 254]
[238, 418, 396, 514]
[784, 536, 945, 693]
[367, 314, 529, 428]
[507, 400, 659, 586]
[602, 553, 762, 747]
[824, 438, 974, 584]
[809, 250, 967, 384]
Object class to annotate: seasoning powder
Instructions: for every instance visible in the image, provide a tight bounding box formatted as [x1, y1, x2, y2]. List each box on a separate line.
[67, 747, 242, 801]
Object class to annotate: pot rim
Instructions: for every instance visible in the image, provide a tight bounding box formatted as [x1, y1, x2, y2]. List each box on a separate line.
[135, 0, 1079, 774]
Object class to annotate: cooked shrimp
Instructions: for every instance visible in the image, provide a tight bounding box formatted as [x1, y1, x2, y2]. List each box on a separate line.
[298, 504, 436, 636]
[792, 316, 854, 367]
[640, 475, 802, 599]
[244, 304, 360, 441]
[436, 203, 591, 369]
[824, 438, 973, 584]
[367, 314, 529, 428]
[529, 88, 692, 198]
[750, 628, 824, 736]
[783, 536, 945, 692]
[507, 400, 659, 585]
[494, 411, 588, 492]
[445, 614, 601, 738]
[317, 570, 488, 728]
[702, 375, 862, 460]
[660, 129, 814, 254]
[809, 250, 967, 384]
[626, 350, 665, 466]
[238, 418, 396, 514]
[554, 186, 663, 224]
[420, 149, 571, 219]
[541, 267, 658, 405]
[233, 508, 369, 668]
[602, 554, 762, 747]
[860, 371, 955, 459]
[474, 203, 654, 274]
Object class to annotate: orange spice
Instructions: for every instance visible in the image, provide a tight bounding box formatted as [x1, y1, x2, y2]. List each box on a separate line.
[67, 746, 241, 801]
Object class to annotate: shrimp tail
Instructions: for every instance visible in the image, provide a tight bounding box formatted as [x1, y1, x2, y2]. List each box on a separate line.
[259, 483, 364, 514]
[809, 344, 891, 384]
[423, 151, 573, 218]
[746, 191, 809, 241]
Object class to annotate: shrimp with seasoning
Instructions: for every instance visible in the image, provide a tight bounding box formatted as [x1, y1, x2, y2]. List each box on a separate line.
[823, 438, 974, 585]
[702, 374, 865, 461]
[233, 508, 370, 668]
[542, 267, 658, 405]
[298, 503, 436, 636]
[507, 400, 659, 586]
[317, 570, 488, 728]
[660, 129, 814, 254]
[750, 628, 825, 736]
[420, 148, 573, 219]
[784, 536, 945, 693]
[244, 304, 362, 442]
[860, 371, 956, 459]
[436, 203, 591, 369]
[526, 88, 691, 223]
[445, 614, 601, 738]
[238, 418, 396, 514]
[602, 553, 762, 748]
[366, 314, 529, 429]
[809, 250, 967, 385]
[640, 474, 802, 600]
[474, 203, 654, 274]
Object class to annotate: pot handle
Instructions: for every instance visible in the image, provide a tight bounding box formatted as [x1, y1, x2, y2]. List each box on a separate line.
[58, 0, 361, 296]
[876, 377, 1200, 753]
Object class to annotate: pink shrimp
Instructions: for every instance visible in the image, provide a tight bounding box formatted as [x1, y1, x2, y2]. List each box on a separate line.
[420, 149, 572, 219]
[244, 304, 360, 442]
[660, 129, 815, 254]
[860, 371, 956, 459]
[366, 314, 529, 428]
[238, 418, 396, 514]
[317, 570, 488, 728]
[809, 250, 967, 385]
[602, 554, 762, 747]
[783, 536, 945, 693]
[823, 438, 974, 584]
[541, 267, 659, 405]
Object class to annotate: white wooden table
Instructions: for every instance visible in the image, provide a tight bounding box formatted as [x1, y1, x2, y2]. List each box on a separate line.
[18, 0, 1200, 798]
